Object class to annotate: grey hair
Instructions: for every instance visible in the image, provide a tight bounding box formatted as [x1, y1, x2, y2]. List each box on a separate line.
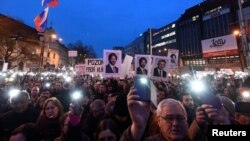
[156, 98, 187, 118]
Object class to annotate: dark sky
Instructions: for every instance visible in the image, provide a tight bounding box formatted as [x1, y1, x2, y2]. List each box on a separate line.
[0, 0, 202, 57]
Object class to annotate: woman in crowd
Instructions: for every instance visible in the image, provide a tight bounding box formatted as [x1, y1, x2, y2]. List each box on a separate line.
[36, 97, 64, 141]
[34, 95, 48, 113]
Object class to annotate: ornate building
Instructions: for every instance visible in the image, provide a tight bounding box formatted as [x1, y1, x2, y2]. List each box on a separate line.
[0, 14, 68, 71]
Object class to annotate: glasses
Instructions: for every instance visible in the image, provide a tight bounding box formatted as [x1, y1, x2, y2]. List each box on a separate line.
[159, 115, 186, 123]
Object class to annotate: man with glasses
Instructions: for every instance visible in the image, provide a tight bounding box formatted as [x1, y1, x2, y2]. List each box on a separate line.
[121, 88, 190, 141]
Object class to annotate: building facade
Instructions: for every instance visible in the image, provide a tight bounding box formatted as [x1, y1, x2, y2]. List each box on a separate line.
[123, 31, 149, 57]
[152, 22, 177, 56]
[0, 14, 69, 71]
[177, 0, 246, 71]
[39, 28, 69, 70]
[123, 0, 250, 71]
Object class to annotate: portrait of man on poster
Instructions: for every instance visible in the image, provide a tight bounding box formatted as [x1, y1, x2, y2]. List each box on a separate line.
[153, 59, 167, 78]
[105, 53, 119, 73]
[136, 57, 148, 75]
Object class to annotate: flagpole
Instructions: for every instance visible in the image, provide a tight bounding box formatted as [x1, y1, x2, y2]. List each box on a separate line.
[39, 7, 49, 71]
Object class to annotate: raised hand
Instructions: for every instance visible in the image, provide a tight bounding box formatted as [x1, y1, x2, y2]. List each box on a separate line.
[127, 88, 150, 140]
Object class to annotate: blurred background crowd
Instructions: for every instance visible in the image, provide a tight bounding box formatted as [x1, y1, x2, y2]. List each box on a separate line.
[0, 70, 250, 141]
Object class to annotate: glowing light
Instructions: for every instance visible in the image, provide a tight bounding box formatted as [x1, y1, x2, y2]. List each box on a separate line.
[45, 83, 51, 88]
[71, 91, 82, 100]
[233, 30, 240, 36]
[190, 80, 205, 94]
[242, 91, 250, 98]
[65, 77, 72, 82]
[9, 89, 20, 99]
[51, 34, 57, 39]
[140, 77, 148, 85]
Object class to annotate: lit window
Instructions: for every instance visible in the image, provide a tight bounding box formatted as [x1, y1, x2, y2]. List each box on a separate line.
[172, 24, 175, 28]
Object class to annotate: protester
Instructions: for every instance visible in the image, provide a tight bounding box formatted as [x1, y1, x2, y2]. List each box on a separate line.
[180, 93, 195, 126]
[29, 86, 40, 105]
[188, 95, 235, 141]
[36, 97, 64, 141]
[0, 69, 249, 141]
[82, 99, 106, 140]
[121, 89, 190, 141]
[235, 102, 250, 125]
[0, 91, 39, 141]
[95, 118, 121, 141]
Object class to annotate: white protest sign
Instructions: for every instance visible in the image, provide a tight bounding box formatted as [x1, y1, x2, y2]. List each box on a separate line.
[68, 51, 78, 57]
[121, 55, 133, 78]
[85, 58, 103, 74]
[2, 63, 8, 71]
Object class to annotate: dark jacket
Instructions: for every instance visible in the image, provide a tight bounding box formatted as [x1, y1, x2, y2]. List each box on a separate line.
[153, 68, 167, 78]
[0, 105, 39, 140]
[120, 126, 190, 141]
[106, 64, 119, 73]
[136, 67, 148, 75]
[36, 116, 62, 141]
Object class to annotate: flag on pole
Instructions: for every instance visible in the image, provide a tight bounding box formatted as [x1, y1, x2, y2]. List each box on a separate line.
[34, 7, 49, 32]
[42, 0, 59, 7]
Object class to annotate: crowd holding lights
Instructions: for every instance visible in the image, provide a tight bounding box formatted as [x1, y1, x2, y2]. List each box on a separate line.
[0, 68, 249, 101]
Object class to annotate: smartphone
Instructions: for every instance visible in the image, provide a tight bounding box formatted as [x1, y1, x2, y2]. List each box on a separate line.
[134, 75, 151, 101]
[198, 92, 222, 110]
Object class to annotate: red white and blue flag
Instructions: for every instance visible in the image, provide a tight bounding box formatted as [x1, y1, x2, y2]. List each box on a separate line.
[42, 0, 59, 7]
[34, 7, 49, 32]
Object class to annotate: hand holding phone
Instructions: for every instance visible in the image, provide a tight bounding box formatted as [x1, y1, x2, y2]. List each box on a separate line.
[70, 91, 83, 115]
[189, 80, 222, 110]
[199, 93, 222, 110]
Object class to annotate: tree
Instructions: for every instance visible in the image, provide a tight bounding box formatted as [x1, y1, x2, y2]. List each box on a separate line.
[67, 40, 96, 64]
[0, 32, 40, 69]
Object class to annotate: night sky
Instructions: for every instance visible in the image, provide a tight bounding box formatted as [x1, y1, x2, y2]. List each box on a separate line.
[0, 0, 202, 57]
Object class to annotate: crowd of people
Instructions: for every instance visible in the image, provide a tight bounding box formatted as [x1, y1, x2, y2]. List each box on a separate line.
[0, 71, 249, 141]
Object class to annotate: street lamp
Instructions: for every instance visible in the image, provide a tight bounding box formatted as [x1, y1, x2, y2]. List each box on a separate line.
[51, 34, 57, 39]
[233, 30, 240, 36]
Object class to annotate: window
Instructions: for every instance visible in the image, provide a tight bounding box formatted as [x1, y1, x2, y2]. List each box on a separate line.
[53, 53, 56, 59]
[172, 24, 175, 28]
[47, 52, 50, 58]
